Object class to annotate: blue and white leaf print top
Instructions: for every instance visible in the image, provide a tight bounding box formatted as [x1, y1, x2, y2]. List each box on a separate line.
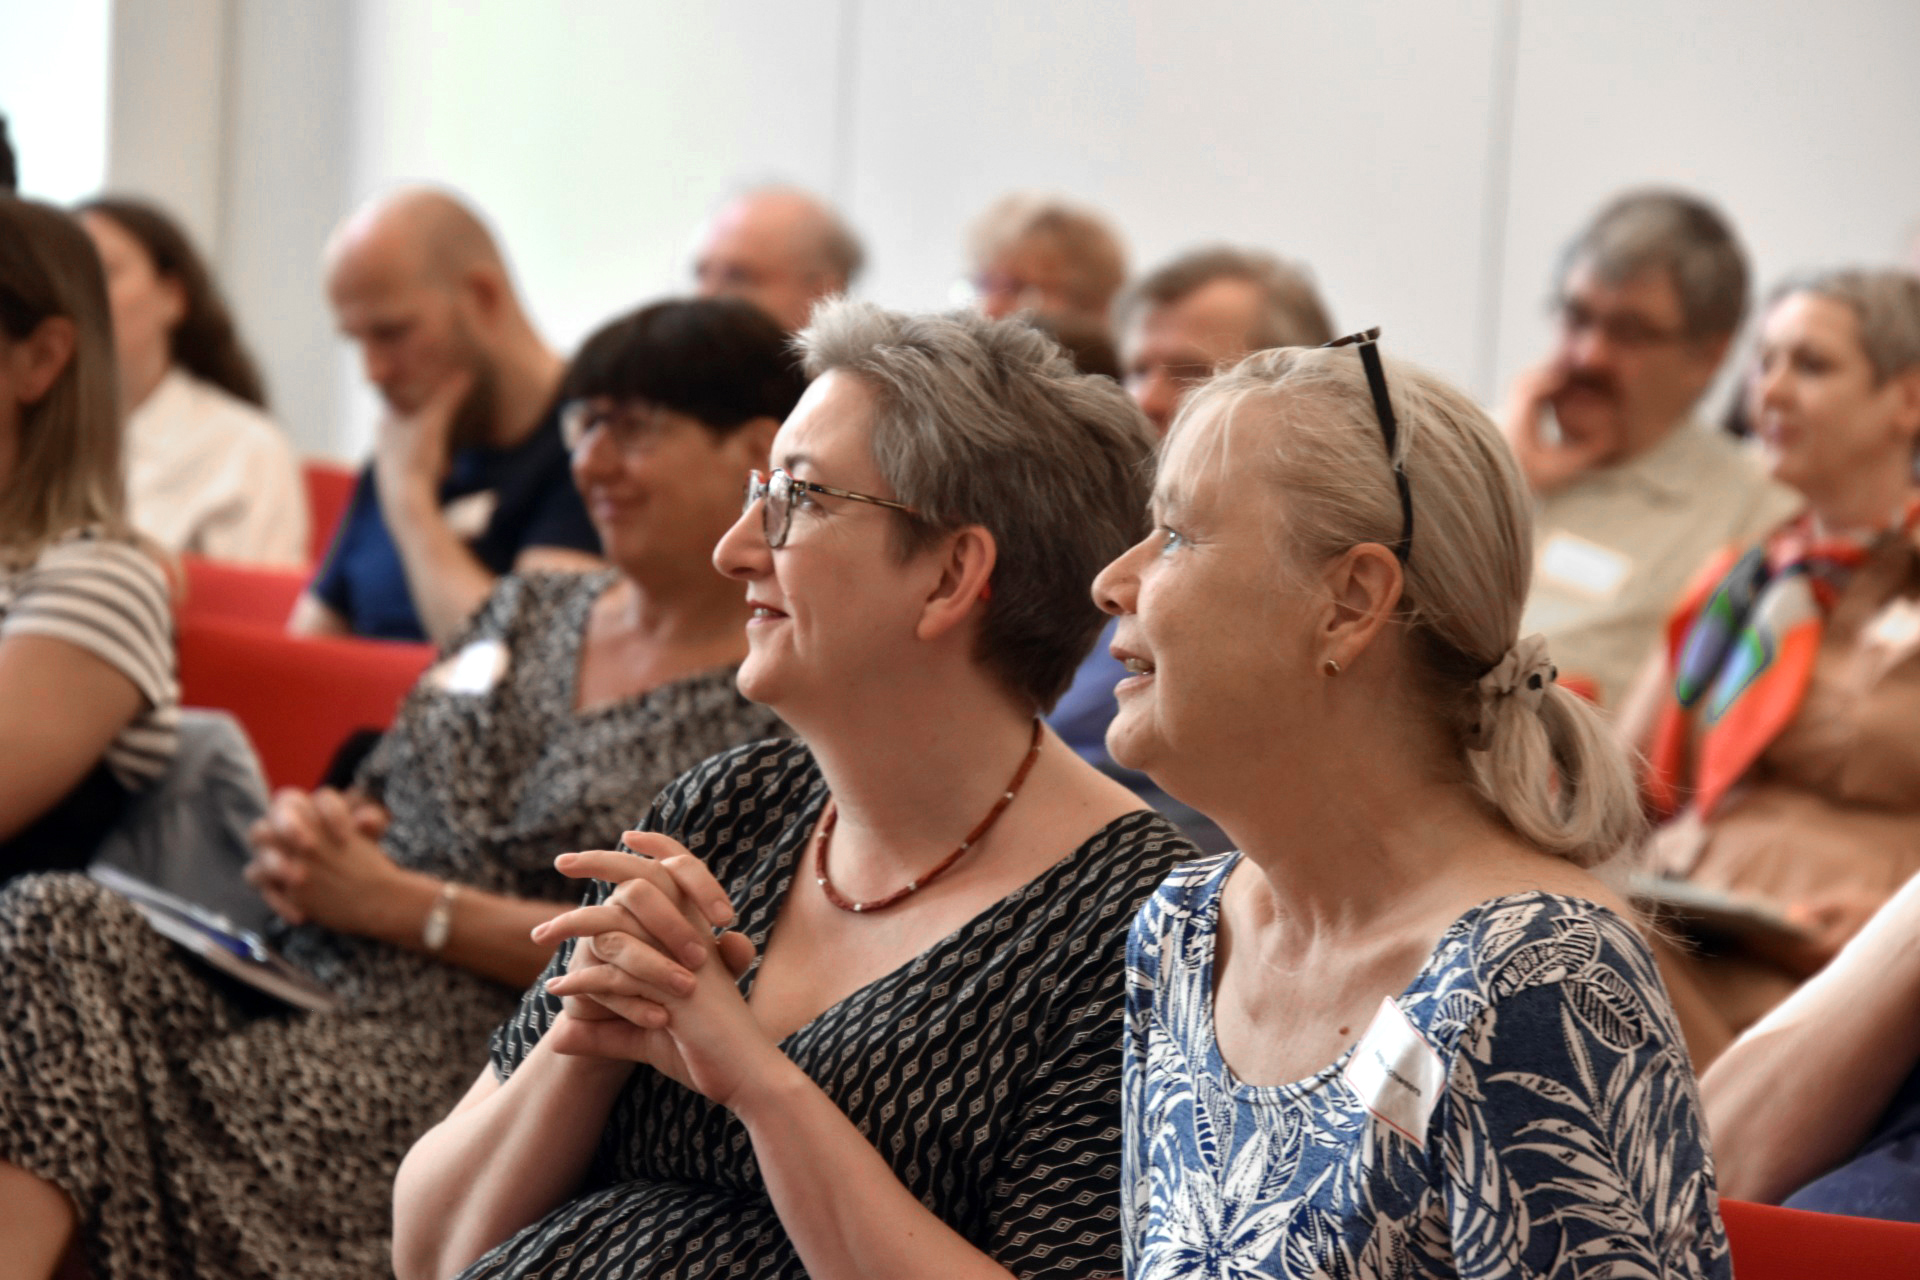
[1122, 853, 1731, 1279]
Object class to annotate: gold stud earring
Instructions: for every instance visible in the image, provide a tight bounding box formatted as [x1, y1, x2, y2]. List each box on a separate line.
[1321, 658, 1341, 677]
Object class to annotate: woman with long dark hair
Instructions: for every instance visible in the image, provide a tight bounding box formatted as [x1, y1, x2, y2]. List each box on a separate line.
[78, 196, 307, 564]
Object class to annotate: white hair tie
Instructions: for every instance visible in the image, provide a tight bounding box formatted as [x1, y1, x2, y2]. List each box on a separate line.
[1466, 633, 1557, 752]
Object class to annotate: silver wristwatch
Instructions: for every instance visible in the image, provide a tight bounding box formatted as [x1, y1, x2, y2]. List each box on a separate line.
[422, 882, 461, 954]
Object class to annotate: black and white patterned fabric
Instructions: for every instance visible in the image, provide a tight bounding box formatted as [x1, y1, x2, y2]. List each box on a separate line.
[467, 739, 1196, 1279]
[0, 571, 786, 1280]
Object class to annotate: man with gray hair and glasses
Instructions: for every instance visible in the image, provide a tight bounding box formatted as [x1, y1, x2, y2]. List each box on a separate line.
[1505, 189, 1798, 706]
[1117, 245, 1334, 433]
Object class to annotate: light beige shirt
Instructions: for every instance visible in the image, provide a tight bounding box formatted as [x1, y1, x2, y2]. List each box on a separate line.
[1521, 419, 1800, 706]
[126, 369, 309, 566]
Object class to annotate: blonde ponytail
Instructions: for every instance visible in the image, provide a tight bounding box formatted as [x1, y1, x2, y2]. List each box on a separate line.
[1466, 640, 1644, 869]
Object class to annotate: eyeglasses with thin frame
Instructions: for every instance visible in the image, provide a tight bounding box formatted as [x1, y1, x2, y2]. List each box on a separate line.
[742, 468, 919, 550]
[1320, 327, 1413, 562]
[558, 398, 675, 454]
[1551, 296, 1689, 350]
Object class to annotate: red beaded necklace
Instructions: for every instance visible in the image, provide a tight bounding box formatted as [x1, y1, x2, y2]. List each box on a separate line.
[813, 718, 1044, 914]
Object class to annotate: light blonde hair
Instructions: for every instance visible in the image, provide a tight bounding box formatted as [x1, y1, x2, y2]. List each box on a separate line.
[1181, 345, 1644, 868]
[0, 197, 126, 556]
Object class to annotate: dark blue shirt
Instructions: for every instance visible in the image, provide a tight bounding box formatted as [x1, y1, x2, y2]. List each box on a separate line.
[308, 403, 598, 641]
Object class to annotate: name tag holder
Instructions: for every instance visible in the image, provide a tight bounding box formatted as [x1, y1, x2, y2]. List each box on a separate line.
[1341, 996, 1447, 1144]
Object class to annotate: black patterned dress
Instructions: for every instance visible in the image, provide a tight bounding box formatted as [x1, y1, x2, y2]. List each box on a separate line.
[0, 572, 786, 1280]
[464, 739, 1196, 1280]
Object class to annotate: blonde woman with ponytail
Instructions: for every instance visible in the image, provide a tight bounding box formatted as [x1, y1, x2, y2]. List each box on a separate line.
[1096, 332, 1729, 1279]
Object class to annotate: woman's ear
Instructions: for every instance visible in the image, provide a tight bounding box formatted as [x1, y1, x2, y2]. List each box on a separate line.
[915, 524, 997, 643]
[12, 316, 77, 406]
[1317, 542, 1404, 670]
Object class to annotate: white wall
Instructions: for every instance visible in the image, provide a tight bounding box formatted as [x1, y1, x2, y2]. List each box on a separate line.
[92, 0, 1920, 460]
[0, 0, 112, 203]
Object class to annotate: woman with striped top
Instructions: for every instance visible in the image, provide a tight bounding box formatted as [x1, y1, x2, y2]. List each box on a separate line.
[0, 195, 177, 880]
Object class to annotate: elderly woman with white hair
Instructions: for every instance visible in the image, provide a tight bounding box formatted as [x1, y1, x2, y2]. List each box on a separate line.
[1099, 333, 1729, 1277]
[393, 302, 1195, 1280]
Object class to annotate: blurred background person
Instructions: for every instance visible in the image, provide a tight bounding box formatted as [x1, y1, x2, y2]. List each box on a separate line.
[692, 184, 864, 333]
[1506, 189, 1799, 706]
[0, 196, 177, 882]
[1117, 244, 1334, 434]
[1625, 268, 1920, 1051]
[297, 187, 603, 644]
[965, 192, 1127, 336]
[78, 196, 308, 566]
[0, 296, 800, 1280]
[1704, 869, 1920, 1221]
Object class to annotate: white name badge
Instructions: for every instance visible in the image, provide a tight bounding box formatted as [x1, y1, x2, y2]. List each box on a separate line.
[443, 488, 500, 540]
[1536, 531, 1634, 603]
[1864, 598, 1920, 656]
[1341, 996, 1447, 1144]
[426, 637, 509, 695]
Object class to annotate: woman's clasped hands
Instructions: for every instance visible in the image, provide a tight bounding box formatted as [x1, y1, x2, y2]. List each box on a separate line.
[535, 836, 776, 1109]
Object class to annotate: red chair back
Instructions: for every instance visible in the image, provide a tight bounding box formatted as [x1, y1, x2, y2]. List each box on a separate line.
[1721, 1198, 1920, 1277]
[177, 615, 434, 790]
[179, 555, 308, 628]
[302, 461, 359, 566]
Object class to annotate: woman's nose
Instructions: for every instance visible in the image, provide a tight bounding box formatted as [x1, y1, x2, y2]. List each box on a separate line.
[1091, 541, 1143, 617]
[713, 496, 771, 580]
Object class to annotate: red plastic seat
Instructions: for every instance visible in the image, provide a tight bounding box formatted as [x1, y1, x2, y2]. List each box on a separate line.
[177, 614, 434, 790]
[179, 555, 308, 628]
[1721, 1198, 1920, 1277]
[301, 460, 359, 566]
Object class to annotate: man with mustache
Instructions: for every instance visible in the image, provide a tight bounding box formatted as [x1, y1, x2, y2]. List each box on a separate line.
[1507, 189, 1797, 705]
[292, 188, 602, 644]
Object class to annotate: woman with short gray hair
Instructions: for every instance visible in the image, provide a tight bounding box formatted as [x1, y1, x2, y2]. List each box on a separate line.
[1631, 266, 1920, 1052]
[1101, 333, 1728, 1277]
[396, 301, 1196, 1280]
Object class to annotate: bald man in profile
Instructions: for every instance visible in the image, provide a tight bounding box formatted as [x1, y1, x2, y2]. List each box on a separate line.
[692, 185, 864, 332]
[292, 188, 602, 644]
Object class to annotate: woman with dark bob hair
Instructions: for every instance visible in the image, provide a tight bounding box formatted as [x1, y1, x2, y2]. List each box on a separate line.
[394, 301, 1197, 1280]
[78, 196, 308, 564]
[0, 297, 800, 1279]
[0, 196, 178, 879]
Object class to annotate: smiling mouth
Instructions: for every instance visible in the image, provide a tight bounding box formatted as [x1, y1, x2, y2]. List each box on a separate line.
[750, 606, 786, 620]
[1121, 657, 1155, 676]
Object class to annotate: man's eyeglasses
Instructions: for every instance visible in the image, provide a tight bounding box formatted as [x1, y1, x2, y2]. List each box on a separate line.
[1552, 297, 1688, 350]
[1320, 327, 1413, 563]
[742, 468, 919, 550]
